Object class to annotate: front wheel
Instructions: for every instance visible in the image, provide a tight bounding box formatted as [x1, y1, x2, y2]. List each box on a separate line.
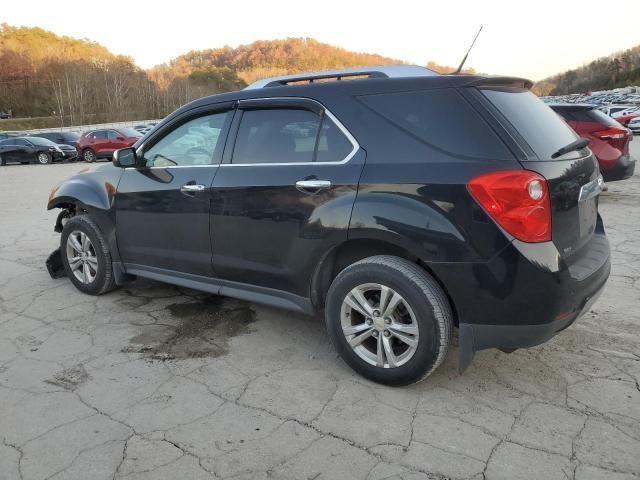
[82, 149, 96, 163]
[37, 152, 52, 164]
[60, 215, 117, 295]
[325, 255, 453, 386]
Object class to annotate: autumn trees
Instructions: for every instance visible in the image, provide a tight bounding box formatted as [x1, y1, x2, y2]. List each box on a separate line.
[538, 45, 640, 95]
[1, 24, 478, 128]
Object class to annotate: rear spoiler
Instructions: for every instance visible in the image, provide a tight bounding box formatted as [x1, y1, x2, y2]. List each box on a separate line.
[465, 76, 534, 90]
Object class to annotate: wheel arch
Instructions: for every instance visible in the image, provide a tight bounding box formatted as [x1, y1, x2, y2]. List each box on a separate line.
[310, 237, 459, 326]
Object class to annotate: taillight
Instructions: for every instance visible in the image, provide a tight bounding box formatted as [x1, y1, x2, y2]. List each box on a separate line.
[593, 127, 629, 150]
[467, 170, 551, 243]
[593, 127, 628, 140]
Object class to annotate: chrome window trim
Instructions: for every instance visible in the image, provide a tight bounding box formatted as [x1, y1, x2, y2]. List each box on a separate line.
[131, 97, 360, 169]
[124, 164, 219, 170]
[224, 99, 359, 167]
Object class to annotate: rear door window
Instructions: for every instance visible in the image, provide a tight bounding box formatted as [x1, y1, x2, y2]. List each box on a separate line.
[358, 88, 513, 160]
[90, 131, 107, 140]
[232, 108, 354, 164]
[481, 87, 581, 160]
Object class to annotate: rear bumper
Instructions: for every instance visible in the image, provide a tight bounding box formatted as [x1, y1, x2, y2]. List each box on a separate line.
[457, 269, 607, 371]
[430, 220, 611, 372]
[602, 153, 636, 182]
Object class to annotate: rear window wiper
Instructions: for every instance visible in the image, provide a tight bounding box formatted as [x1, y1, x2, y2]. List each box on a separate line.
[551, 138, 589, 159]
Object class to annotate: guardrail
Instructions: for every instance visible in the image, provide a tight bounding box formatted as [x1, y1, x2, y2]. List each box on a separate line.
[8, 119, 162, 135]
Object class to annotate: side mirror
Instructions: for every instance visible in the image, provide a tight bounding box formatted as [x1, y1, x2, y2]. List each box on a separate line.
[112, 147, 137, 168]
[117, 136, 125, 141]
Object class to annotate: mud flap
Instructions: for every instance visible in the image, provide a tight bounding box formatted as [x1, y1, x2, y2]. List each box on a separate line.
[458, 323, 475, 374]
[45, 248, 66, 279]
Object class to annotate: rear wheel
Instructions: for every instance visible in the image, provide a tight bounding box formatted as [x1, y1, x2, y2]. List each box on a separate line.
[82, 149, 96, 163]
[37, 152, 51, 165]
[60, 215, 117, 295]
[325, 255, 453, 386]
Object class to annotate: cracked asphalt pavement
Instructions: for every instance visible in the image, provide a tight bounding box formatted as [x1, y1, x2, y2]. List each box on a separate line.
[0, 142, 639, 480]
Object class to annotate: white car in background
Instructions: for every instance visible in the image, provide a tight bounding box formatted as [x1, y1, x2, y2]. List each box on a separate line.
[628, 116, 640, 134]
[599, 104, 638, 118]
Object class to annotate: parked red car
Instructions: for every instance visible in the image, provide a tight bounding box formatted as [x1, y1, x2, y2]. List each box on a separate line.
[550, 103, 635, 181]
[614, 112, 640, 126]
[78, 128, 141, 162]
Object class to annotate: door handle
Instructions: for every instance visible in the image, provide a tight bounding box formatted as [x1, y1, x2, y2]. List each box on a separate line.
[180, 183, 206, 193]
[295, 179, 331, 193]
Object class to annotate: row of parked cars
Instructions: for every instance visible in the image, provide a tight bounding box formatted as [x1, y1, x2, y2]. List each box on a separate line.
[0, 123, 157, 166]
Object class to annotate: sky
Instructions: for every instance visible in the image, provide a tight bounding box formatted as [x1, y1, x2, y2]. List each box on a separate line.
[2, 0, 639, 80]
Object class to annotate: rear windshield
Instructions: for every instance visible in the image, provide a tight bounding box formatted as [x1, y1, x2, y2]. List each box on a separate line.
[481, 87, 581, 160]
[358, 88, 513, 160]
[581, 109, 623, 128]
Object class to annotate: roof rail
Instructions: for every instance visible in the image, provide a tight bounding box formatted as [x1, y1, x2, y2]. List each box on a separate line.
[245, 65, 438, 90]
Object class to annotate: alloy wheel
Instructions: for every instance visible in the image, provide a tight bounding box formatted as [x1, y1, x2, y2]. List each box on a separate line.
[65, 230, 98, 284]
[340, 283, 419, 368]
[37, 153, 50, 164]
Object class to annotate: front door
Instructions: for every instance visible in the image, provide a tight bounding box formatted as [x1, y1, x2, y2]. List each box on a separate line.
[210, 98, 364, 297]
[116, 105, 234, 276]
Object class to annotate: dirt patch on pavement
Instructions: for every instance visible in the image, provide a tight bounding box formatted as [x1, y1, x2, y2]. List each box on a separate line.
[46, 364, 90, 390]
[126, 296, 256, 360]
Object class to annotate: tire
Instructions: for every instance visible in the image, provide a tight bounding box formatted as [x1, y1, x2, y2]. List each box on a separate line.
[325, 255, 453, 386]
[36, 152, 52, 165]
[60, 215, 117, 295]
[82, 149, 96, 163]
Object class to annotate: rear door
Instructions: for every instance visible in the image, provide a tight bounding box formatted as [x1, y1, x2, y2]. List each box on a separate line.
[478, 87, 601, 257]
[88, 130, 108, 155]
[105, 130, 121, 155]
[116, 104, 234, 276]
[0, 139, 18, 162]
[13, 139, 33, 163]
[210, 98, 364, 296]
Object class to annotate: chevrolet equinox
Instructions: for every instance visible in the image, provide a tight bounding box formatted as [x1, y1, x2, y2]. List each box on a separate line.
[46, 66, 611, 385]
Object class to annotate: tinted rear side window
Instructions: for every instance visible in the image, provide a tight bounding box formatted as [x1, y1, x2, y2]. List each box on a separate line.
[316, 116, 354, 162]
[233, 109, 319, 164]
[358, 88, 512, 160]
[232, 108, 354, 164]
[481, 88, 580, 160]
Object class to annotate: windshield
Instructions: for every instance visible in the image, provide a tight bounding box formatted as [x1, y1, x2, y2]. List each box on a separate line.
[119, 128, 142, 138]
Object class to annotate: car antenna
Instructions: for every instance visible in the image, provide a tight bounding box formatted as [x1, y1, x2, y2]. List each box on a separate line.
[453, 25, 483, 74]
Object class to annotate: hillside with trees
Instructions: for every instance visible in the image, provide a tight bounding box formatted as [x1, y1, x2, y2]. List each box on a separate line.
[533, 45, 640, 96]
[0, 24, 468, 129]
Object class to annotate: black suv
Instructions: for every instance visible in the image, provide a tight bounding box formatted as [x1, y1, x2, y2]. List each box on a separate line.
[46, 66, 610, 385]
